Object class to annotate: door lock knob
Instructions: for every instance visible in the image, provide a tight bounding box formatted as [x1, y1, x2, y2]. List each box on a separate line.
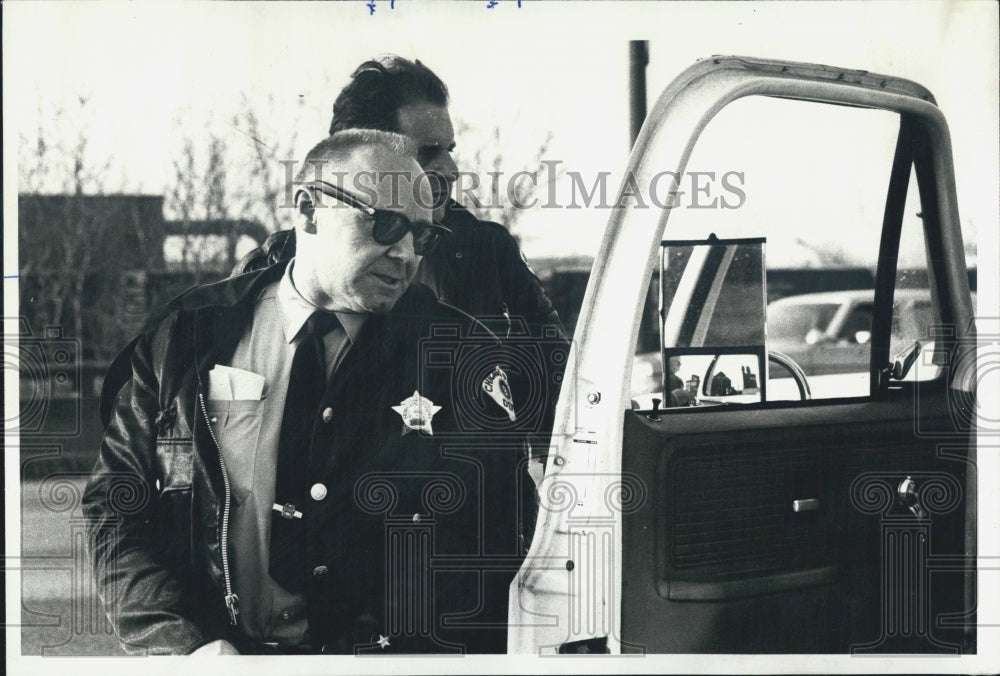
[897, 476, 928, 519]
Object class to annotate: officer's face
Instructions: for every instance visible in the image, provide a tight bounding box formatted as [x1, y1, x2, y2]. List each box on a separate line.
[295, 147, 433, 313]
[396, 102, 457, 223]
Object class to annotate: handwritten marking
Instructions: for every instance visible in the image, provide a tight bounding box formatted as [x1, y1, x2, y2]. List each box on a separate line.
[366, 0, 522, 13]
[227, 122, 275, 150]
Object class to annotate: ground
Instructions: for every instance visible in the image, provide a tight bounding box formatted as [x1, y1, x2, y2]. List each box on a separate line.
[18, 476, 125, 656]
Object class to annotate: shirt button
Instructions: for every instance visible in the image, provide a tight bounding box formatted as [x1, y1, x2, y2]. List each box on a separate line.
[209, 416, 218, 424]
[310, 483, 328, 501]
[322, 407, 334, 423]
[313, 565, 329, 578]
[280, 610, 292, 621]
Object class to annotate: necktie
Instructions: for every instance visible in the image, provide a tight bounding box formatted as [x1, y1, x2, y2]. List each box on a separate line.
[270, 311, 338, 591]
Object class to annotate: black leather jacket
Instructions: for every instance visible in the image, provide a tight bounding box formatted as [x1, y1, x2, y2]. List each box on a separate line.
[84, 261, 555, 654]
[233, 200, 565, 334]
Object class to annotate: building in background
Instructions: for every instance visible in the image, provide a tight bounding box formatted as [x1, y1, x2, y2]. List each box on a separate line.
[17, 193, 266, 476]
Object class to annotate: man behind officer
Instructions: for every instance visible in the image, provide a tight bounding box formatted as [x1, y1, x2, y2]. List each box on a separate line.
[84, 130, 552, 655]
[236, 55, 563, 334]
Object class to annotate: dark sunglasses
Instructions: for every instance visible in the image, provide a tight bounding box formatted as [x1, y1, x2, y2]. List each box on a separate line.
[298, 180, 451, 255]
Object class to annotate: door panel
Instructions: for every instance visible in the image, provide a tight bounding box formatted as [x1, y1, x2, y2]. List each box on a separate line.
[621, 381, 973, 653]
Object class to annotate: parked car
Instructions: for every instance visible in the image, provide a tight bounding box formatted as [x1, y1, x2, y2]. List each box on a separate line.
[768, 288, 976, 377]
[511, 56, 977, 655]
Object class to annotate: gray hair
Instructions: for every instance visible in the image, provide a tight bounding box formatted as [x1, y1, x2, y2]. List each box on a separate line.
[293, 129, 417, 184]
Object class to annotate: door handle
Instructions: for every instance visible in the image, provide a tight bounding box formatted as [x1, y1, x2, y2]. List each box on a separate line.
[896, 475, 928, 519]
[792, 498, 820, 513]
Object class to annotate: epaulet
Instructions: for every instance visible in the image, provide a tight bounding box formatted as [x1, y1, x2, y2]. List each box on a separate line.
[432, 296, 502, 344]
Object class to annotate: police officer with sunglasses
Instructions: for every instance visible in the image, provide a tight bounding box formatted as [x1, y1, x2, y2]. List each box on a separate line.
[296, 179, 450, 258]
[85, 130, 554, 655]
[235, 55, 564, 336]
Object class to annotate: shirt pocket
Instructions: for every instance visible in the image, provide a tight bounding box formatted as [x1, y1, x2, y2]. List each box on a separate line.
[206, 399, 265, 505]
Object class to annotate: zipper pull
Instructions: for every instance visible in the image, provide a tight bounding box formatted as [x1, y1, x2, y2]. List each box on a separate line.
[225, 593, 240, 626]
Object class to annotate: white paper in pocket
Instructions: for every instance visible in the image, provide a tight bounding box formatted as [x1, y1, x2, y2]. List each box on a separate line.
[207, 366, 233, 400]
[208, 365, 265, 400]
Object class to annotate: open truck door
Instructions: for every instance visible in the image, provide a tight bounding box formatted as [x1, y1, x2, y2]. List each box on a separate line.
[510, 56, 977, 655]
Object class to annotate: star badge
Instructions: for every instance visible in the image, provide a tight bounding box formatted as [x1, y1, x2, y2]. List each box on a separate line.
[482, 365, 516, 421]
[377, 634, 390, 649]
[392, 390, 442, 435]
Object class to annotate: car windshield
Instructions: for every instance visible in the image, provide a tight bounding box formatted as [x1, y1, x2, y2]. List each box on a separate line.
[768, 302, 840, 341]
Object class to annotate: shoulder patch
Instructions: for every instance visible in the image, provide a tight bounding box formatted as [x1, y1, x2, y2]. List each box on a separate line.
[482, 365, 516, 422]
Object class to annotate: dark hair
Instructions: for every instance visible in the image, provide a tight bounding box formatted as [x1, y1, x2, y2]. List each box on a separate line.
[329, 55, 449, 135]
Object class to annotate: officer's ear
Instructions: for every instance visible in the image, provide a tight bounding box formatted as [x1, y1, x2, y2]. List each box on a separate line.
[295, 189, 317, 235]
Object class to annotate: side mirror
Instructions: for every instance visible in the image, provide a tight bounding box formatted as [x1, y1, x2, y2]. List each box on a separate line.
[657, 237, 767, 408]
[663, 349, 766, 407]
[661, 238, 766, 350]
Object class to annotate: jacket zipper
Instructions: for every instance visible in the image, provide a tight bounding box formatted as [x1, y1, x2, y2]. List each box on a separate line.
[198, 391, 240, 626]
[502, 302, 511, 339]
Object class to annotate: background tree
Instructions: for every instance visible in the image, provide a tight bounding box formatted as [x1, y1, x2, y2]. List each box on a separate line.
[162, 94, 303, 279]
[18, 93, 303, 360]
[453, 120, 561, 241]
[17, 96, 155, 362]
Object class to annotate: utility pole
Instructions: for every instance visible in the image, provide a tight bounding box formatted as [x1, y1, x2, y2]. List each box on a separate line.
[629, 40, 649, 148]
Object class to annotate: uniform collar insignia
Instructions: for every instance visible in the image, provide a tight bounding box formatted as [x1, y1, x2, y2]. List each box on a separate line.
[392, 390, 442, 435]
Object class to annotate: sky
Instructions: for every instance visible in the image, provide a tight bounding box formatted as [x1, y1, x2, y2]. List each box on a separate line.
[5, 0, 997, 267]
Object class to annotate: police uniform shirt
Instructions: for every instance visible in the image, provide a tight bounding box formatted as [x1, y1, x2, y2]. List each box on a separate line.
[205, 260, 365, 645]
